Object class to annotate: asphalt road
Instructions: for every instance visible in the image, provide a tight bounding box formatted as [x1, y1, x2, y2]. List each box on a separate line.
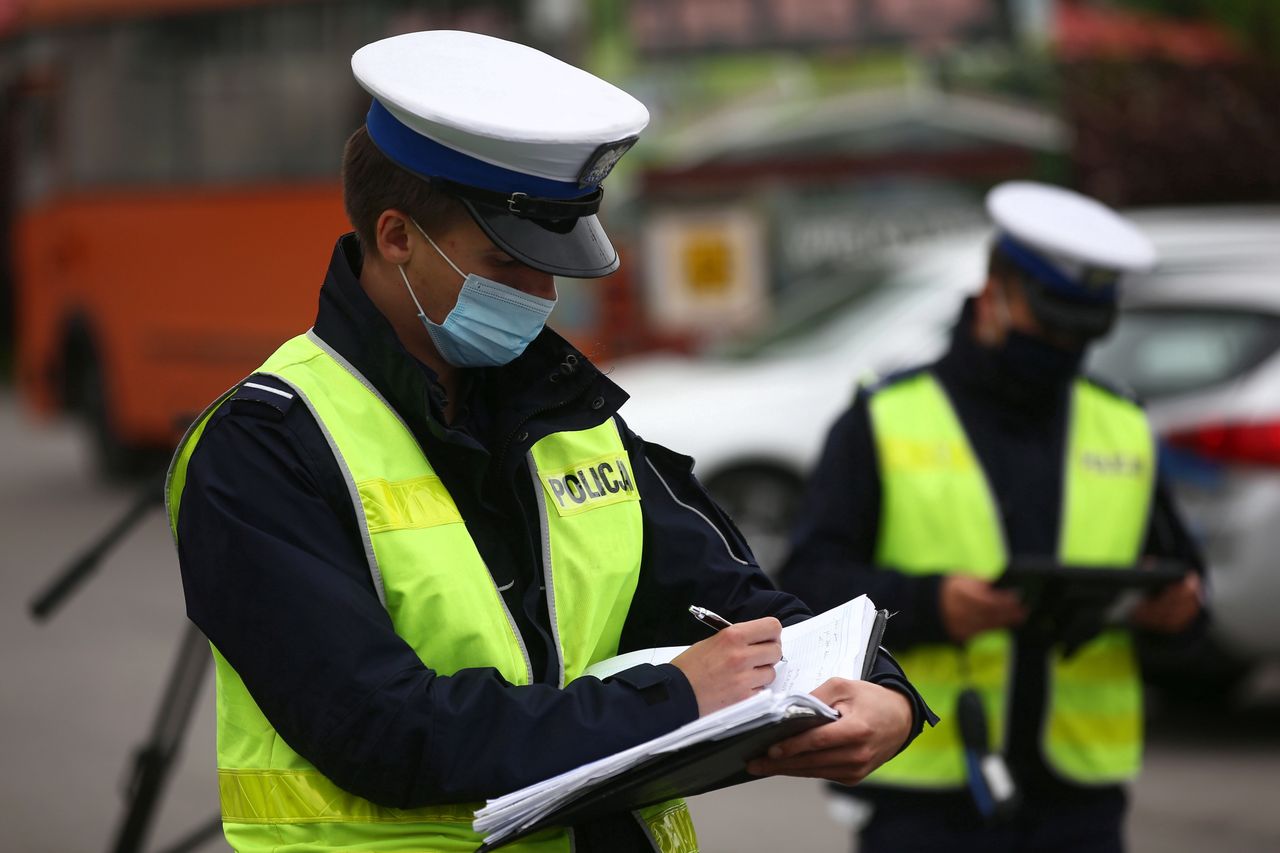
[3, 392, 1279, 852]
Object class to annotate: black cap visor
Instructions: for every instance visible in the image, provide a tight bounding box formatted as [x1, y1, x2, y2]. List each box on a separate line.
[459, 198, 620, 279]
[1023, 278, 1118, 341]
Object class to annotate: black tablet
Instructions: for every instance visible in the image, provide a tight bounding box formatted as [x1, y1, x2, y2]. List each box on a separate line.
[995, 558, 1189, 595]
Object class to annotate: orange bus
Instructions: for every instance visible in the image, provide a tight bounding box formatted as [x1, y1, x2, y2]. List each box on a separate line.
[2, 0, 533, 476]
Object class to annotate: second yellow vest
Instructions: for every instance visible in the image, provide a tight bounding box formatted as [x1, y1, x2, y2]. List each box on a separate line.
[865, 371, 1154, 788]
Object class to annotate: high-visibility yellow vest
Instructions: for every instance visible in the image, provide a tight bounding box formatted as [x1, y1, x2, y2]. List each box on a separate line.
[865, 371, 1154, 788]
[166, 331, 697, 853]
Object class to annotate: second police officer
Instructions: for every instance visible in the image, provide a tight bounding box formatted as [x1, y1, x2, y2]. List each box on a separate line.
[781, 182, 1207, 853]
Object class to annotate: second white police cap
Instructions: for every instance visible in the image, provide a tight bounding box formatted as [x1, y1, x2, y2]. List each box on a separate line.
[352, 30, 651, 278]
[987, 181, 1157, 337]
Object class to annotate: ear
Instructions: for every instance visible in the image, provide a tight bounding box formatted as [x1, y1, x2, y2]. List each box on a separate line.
[973, 276, 1001, 345]
[975, 276, 997, 320]
[374, 210, 413, 266]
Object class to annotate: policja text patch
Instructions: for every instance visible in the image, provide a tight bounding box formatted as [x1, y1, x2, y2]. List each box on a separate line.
[538, 452, 640, 517]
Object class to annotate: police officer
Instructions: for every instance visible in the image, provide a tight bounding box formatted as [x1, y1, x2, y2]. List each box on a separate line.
[780, 182, 1205, 853]
[166, 31, 930, 853]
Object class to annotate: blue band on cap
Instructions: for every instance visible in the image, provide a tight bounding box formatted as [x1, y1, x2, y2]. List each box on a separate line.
[365, 100, 594, 200]
[995, 235, 1115, 304]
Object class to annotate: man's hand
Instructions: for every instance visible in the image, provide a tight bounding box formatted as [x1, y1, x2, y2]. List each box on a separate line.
[940, 575, 1028, 643]
[1131, 573, 1202, 634]
[671, 617, 782, 715]
[744, 678, 913, 785]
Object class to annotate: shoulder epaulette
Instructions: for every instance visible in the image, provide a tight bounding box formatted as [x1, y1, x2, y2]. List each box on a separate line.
[228, 374, 299, 420]
[1080, 371, 1144, 407]
[859, 363, 934, 398]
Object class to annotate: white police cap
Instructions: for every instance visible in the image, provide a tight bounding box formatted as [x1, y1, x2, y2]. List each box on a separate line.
[987, 181, 1157, 336]
[352, 30, 650, 278]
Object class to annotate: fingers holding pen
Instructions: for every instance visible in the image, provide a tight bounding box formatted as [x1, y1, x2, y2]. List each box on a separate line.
[672, 617, 783, 715]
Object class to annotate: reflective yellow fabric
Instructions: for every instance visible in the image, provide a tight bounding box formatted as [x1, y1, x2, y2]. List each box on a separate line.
[218, 769, 478, 824]
[871, 374, 1007, 580]
[536, 448, 641, 517]
[256, 336, 530, 685]
[1047, 382, 1152, 784]
[1060, 381, 1155, 566]
[532, 423, 644, 684]
[357, 475, 463, 533]
[224, 817, 571, 853]
[865, 373, 1152, 788]
[871, 630, 1011, 787]
[636, 801, 700, 852]
[1044, 632, 1144, 783]
[867, 373, 1008, 788]
[167, 333, 687, 852]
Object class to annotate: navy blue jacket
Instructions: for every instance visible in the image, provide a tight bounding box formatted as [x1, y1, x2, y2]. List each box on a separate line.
[779, 300, 1206, 810]
[175, 236, 928, 845]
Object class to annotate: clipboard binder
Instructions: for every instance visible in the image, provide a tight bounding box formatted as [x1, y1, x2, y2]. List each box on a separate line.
[476, 607, 890, 851]
[861, 607, 890, 680]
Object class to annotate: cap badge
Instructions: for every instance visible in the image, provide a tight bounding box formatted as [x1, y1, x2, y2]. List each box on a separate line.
[578, 136, 638, 188]
[1081, 267, 1120, 292]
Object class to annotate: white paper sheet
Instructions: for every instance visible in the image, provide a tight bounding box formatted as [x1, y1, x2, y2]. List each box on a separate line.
[474, 595, 882, 847]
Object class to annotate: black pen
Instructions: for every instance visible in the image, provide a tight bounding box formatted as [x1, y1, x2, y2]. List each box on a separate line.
[688, 605, 785, 661]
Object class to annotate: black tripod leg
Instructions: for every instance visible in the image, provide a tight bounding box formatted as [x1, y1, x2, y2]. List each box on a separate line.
[109, 621, 213, 853]
[30, 480, 164, 621]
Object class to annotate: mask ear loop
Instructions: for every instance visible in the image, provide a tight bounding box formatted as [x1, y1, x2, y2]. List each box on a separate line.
[398, 216, 469, 326]
[410, 217, 467, 281]
[397, 264, 433, 327]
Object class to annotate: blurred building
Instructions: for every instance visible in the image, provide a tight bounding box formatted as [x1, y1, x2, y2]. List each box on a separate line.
[593, 0, 1032, 351]
[591, 0, 1280, 355]
[1, 0, 1276, 475]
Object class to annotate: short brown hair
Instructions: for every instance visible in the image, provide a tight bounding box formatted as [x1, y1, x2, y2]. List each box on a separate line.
[341, 125, 466, 250]
[987, 241, 1028, 293]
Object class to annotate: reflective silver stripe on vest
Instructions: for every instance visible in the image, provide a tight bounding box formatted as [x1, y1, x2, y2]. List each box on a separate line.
[265, 372, 389, 608]
[528, 453, 567, 689]
[299, 328, 425, 609]
[301, 330, 535, 682]
[306, 329, 416, 437]
[165, 384, 239, 547]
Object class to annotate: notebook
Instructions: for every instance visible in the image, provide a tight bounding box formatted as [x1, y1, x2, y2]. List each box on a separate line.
[474, 595, 889, 850]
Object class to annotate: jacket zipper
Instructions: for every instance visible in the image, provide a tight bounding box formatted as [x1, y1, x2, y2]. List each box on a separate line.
[491, 357, 594, 687]
[492, 357, 589, 474]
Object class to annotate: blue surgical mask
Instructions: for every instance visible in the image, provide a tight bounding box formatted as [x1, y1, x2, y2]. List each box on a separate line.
[398, 219, 556, 368]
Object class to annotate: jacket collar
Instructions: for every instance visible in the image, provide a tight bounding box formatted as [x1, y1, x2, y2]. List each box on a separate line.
[311, 235, 628, 458]
[936, 297, 1072, 421]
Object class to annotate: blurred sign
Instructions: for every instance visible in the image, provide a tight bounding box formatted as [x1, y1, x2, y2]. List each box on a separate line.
[643, 206, 768, 335]
[782, 203, 984, 278]
[682, 231, 735, 295]
[628, 0, 1001, 55]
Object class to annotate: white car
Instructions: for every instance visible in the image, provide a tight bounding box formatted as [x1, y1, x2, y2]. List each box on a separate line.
[614, 232, 980, 570]
[613, 208, 1280, 676]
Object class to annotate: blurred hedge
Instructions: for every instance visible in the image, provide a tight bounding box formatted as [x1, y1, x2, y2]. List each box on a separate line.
[1063, 58, 1280, 206]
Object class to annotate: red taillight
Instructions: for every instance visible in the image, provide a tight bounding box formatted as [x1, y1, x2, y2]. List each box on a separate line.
[1165, 421, 1280, 467]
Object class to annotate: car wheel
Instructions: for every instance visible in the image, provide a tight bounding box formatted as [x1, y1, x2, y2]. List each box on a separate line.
[704, 465, 805, 580]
